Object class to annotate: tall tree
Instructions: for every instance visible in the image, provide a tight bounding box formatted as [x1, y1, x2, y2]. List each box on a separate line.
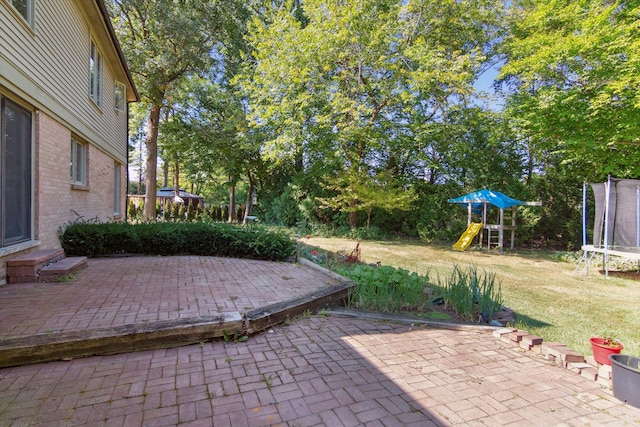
[429, 106, 526, 192]
[237, 0, 503, 228]
[500, 0, 640, 179]
[108, 0, 238, 219]
[160, 76, 264, 222]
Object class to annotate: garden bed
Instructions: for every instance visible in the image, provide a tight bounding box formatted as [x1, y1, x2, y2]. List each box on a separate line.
[299, 242, 509, 326]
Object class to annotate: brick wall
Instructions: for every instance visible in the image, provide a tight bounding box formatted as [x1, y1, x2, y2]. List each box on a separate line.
[38, 111, 125, 246]
[0, 110, 126, 283]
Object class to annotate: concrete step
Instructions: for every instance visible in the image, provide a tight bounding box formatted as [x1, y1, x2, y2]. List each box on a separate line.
[7, 249, 65, 283]
[38, 257, 88, 282]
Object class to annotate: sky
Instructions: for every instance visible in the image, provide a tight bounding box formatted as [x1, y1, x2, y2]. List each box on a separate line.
[473, 61, 505, 110]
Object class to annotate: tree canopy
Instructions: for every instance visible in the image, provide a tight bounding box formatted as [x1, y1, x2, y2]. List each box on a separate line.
[500, 0, 640, 179]
[108, 0, 246, 219]
[236, 0, 505, 227]
[110, 0, 640, 248]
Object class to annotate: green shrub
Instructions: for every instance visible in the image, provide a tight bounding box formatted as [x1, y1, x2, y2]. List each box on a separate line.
[301, 224, 391, 240]
[127, 200, 138, 219]
[334, 261, 503, 322]
[60, 222, 295, 261]
[270, 185, 303, 227]
[337, 264, 432, 313]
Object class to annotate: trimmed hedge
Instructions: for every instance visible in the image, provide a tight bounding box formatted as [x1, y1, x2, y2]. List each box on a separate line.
[60, 222, 295, 261]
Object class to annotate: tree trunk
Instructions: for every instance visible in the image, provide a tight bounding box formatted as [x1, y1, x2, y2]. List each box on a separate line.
[525, 139, 534, 186]
[163, 161, 169, 188]
[428, 167, 437, 185]
[138, 137, 144, 194]
[143, 104, 161, 220]
[243, 171, 254, 225]
[348, 199, 358, 229]
[228, 175, 236, 223]
[295, 152, 304, 173]
[366, 207, 372, 230]
[174, 161, 180, 199]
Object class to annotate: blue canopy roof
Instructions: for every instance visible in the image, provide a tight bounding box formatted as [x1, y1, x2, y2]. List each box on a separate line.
[448, 189, 523, 210]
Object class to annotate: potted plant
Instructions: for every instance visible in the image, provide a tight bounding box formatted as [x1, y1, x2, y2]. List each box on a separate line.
[610, 354, 640, 409]
[590, 336, 623, 365]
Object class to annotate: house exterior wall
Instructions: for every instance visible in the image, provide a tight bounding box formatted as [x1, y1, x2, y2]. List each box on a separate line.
[0, 0, 132, 162]
[0, 0, 135, 284]
[36, 112, 125, 249]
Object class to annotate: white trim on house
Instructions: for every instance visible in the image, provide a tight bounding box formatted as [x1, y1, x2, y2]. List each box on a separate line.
[71, 136, 87, 186]
[89, 37, 103, 108]
[114, 80, 125, 113]
[4, 0, 35, 28]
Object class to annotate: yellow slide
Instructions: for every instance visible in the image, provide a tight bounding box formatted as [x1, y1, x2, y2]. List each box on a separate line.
[453, 222, 483, 251]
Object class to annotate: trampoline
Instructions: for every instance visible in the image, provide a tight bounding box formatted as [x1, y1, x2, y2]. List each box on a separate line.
[576, 177, 640, 277]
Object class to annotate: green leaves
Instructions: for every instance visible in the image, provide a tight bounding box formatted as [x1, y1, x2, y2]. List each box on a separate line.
[440, 265, 503, 322]
[60, 221, 295, 261]
[339, 263, 432, 313]
[108, 0, 225, 104]
[500, 0, 640, 179]
[236, 0, 503, 227]
[318, 169, 417, 224]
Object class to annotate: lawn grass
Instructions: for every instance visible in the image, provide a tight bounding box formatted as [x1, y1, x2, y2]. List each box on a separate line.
[305, 237, 640, 358]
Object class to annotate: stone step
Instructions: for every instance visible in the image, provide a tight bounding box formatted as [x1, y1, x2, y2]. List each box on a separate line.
[38, 257, 88, 282]
[7, 249, 65, 283]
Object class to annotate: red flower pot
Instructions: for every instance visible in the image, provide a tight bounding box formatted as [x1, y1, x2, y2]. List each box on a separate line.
[590, 337, 623, 366]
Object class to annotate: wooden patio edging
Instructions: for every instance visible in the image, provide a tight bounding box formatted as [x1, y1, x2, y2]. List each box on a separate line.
[0, 281, 353, 368]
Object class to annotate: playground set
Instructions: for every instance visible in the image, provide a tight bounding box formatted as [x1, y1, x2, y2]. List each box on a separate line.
[449, 189, 541, 252]
[449, 180, 640, 277]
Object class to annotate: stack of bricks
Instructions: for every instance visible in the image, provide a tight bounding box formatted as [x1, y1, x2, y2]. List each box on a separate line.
[493, 328, 611, 387]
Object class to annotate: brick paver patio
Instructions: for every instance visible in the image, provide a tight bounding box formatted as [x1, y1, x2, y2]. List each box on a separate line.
[0, 256, 639, 425]
[0, 256, 338, 338]
[2, 316, 640, 426]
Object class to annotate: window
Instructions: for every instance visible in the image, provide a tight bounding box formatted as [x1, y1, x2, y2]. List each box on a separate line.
[89, 39, 102, 107]
[113, 163, 121, 215]
[7, 0, 33, 27]
[70, 137, 86, 186]
[0, 95, 32, 247]
[114, 81, 126, 112]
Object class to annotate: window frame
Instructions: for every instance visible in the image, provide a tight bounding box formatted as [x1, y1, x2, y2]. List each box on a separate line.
[0, 94, 33, 248]
[70, 137, 87, 187]
[89, 38, 103, 108]
[7, 0, 34, 27]
[113, 162, 121, 216]
[114, 81, 126, 113]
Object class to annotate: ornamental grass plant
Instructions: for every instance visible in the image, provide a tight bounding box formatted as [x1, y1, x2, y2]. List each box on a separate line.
[439, 265, 503, 322]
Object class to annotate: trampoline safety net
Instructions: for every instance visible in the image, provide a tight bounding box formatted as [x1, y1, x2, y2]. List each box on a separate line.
[590, 179, 640, 249]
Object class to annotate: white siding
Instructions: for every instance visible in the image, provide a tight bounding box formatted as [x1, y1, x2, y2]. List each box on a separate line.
[0, 0, 128, 163]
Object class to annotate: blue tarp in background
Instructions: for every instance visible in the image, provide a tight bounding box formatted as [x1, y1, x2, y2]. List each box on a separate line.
[448, 189, 523, 210]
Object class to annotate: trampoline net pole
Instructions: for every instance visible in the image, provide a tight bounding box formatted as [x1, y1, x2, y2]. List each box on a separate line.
[582, 182, 587, 247]
[604, 176, 611, 278]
